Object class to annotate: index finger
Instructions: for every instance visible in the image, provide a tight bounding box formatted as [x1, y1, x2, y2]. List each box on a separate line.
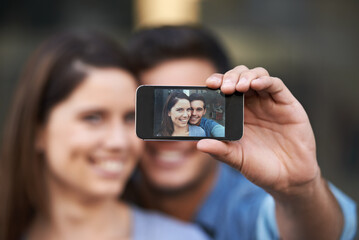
[221, 65, 249, 94]
[250, 76, 296, 105]
[206, 73, 223, 89]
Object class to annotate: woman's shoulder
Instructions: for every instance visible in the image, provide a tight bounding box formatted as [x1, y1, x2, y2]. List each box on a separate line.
[131, 206, 209, 240]
[189, 125, 206, 137]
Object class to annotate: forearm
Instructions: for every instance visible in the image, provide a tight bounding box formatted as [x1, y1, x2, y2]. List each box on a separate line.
[274, 174, 343, 240]
[211, 125, 224, 137]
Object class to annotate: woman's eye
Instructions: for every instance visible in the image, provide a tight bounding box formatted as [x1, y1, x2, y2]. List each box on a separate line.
[83, 113, 103, 124]
[177, 108, 184, 112]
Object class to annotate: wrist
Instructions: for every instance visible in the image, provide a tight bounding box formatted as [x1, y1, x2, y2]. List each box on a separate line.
[272, 170, 344, 240]
[270, 169, 324, 205]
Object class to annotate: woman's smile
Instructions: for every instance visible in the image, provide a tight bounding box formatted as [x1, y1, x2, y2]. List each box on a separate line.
[169, 99, 191, 129]
[89, 155, 126, 178]
[179, 117, 189, 123]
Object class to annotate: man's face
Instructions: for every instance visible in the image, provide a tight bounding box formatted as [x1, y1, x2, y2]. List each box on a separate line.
[189, 100, 206, 126]
[140, 58, 218, 191]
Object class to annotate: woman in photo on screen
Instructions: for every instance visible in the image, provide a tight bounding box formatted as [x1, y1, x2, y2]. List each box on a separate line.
[158, 91, 205, 137]
[0, 31, 209, 240]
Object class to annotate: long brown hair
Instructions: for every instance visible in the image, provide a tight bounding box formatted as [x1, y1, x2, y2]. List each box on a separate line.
[0, 31, 133, 240]
[158, 91, 190, 136]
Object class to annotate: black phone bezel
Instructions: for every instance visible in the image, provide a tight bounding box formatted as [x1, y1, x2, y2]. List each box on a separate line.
[136, 85, 243, 141]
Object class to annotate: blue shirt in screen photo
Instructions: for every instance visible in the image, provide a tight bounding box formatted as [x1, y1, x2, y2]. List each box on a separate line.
[199, 117, 225, 137]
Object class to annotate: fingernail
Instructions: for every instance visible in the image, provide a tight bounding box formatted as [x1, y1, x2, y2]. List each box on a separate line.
[239, 77, 247, 83]
[223, 78, 232, 83]
[208, 76, 221, 84]
[222, 80, 232, 88]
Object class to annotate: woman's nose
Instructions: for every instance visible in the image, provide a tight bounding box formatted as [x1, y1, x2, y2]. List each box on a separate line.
[104, 122, 129, 150]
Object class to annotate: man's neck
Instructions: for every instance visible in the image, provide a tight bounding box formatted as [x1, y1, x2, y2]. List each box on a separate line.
[136, 163, 218, 222]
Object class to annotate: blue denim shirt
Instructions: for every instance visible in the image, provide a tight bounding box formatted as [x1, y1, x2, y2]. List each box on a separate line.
[194, 163, 357, 239]
[199, 118, 225, 137]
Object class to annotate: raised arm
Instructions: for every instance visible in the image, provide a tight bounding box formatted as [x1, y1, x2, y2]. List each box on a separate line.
[197, 65, 347, 240]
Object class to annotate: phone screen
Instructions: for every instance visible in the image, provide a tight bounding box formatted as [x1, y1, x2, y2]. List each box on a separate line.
[153, 88, 225, 137]
[136, 85, 242, 141]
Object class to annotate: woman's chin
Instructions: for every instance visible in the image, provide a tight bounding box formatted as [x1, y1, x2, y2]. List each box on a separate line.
[177, 122, 188, 127]
[80, 182, 125, 201]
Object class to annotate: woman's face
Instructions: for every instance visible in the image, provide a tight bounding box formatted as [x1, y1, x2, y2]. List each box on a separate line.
[38, 68, 143, 199]
[168, 99, 192, 129]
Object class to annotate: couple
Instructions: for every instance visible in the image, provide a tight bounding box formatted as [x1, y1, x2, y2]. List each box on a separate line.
[158, 91, 224, 137]
[1, 26, 357, 240]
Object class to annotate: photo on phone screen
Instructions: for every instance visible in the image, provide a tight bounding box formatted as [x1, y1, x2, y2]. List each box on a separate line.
[153, 88, 225, 137]
[136, 85, 243, 141]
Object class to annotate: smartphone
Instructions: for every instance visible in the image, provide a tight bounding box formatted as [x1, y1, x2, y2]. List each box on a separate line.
[136, 85, 243, 141]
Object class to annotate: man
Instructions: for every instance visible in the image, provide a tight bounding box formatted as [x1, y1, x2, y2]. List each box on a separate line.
[126, 26, 357, 239]
[189, 93, 225, 137]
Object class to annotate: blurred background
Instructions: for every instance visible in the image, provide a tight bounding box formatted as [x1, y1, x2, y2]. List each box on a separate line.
[1, 0, 358, 207]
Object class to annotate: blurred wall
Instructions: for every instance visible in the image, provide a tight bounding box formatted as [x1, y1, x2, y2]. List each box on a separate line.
[1, 0, 358, 206]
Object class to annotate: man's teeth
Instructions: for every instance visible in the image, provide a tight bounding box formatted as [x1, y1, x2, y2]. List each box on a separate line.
[98, 161, 123, 172]
[157, 151, 183, 163]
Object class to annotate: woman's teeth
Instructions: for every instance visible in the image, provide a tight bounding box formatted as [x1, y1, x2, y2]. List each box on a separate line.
[97, 160, 123, 173]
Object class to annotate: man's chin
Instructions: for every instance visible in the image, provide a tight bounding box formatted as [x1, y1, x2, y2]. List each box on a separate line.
[142, 164, 217, 196]
[145, 179, 201, 196]
[189, 120, 199, 125]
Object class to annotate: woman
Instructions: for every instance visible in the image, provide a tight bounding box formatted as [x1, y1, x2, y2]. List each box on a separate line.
[0, 31, 208, 240]
[158, 91, 205, 137]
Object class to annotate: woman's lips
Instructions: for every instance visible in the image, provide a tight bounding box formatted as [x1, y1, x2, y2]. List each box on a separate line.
[98, 160, 123, 172]
[89, 157, 125, 178]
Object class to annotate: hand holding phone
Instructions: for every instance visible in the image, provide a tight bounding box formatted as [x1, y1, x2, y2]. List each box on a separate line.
[136, 86, 243, 141]
[198, 66, 319, 195]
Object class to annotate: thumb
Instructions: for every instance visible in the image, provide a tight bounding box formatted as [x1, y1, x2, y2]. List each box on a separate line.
[197, 139, 243, 171]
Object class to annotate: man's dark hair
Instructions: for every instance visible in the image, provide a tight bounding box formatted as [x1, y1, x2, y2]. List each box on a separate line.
[127, 25, 231, 74]
[189, 93, 206, 109]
